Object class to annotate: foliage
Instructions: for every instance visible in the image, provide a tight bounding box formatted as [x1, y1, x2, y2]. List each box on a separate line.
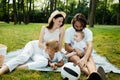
[0, 0, 119, 25]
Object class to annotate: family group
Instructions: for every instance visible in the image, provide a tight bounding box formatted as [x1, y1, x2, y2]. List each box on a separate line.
[0, 10, 107, 80]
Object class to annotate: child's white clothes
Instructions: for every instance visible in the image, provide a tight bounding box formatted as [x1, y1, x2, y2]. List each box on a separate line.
[73, 40, 87, 53]
[65, 27, 93, 45]
[42, 50, 63, 63]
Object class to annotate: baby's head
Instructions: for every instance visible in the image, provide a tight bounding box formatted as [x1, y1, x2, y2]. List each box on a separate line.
[74, 31, 84, 42]
[45, 39, 59, 53]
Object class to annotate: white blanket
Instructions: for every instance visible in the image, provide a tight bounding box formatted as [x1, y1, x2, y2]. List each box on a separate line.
[4, 49, 120, 73]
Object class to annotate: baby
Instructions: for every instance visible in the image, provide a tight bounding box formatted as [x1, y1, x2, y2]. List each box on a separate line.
[43, 39, 64, 70]
[65, 31, 87, 58]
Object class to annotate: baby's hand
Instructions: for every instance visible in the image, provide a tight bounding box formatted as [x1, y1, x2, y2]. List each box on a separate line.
[50, 62, 58, 70]
[65, 51, 77, 58]
[52, 65, 58, 70]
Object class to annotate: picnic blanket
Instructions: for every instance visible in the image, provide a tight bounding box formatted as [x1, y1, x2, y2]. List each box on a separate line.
[4, 49, 120, 73]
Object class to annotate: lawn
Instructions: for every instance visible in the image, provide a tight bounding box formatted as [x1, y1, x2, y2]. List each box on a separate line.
[0, 22, 120, 80]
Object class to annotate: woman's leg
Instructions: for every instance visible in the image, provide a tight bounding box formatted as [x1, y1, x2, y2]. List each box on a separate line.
[3, 41, 34, 72]
[17, 40, 45, 70]
[26, 55, 48, 70]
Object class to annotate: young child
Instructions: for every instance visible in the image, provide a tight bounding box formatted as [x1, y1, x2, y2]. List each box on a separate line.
[42, 39, 64, 70]
[65, 31, 87, 58]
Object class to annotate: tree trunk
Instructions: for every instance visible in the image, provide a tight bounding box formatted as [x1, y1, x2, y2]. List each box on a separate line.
[54, 0, 57, 10]
[27, 0, 32, 23]
[2, 0, 9, 23]
[58, 0, 60, 7]
[21, 0, 25, 23]
[117, 0, 120, 25]
[50, 0, 54, 13]
[13, 0, 17, 25]
[88, 0, 97, 27]
[66, 0, 68, 12]
[7, 0, 10, 23]
[102, 0, 107, 24]
[18, 0, 22, 24]
[77, 0, 81, 12]
[25, 0, 29, 24]
[33, 0, 34, 11]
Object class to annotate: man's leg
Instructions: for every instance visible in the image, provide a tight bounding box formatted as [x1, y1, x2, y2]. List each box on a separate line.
[97, 66, 107, 80]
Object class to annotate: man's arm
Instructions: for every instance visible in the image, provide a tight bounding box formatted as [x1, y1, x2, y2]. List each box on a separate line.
[65, 43, 74, 53]
[65, 43, 83, 56]
[83, 41, 93, 60]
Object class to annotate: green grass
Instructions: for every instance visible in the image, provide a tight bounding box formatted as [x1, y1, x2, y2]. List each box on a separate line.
[90, 25, 120, 68]
[0, 22, 120, 80]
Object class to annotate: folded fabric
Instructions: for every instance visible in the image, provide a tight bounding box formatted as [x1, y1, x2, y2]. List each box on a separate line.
[4, 49, 120, 73]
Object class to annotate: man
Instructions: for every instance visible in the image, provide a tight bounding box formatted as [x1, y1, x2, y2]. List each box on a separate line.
[65, 13, 106, 80]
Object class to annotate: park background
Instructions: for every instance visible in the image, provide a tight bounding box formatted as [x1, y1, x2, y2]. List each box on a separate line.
[0, 0, 120, 80]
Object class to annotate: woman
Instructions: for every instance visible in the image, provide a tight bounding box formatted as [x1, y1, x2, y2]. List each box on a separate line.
[39, 10, 66, 51]
[0, 10, 66, 75]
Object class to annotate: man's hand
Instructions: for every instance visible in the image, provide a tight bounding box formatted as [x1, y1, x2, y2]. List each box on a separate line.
[77, 57, 87, 69]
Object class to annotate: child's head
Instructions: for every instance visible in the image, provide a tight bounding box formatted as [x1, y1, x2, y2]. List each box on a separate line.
[45, 39, 59, 53]
[74, 31, 84, 42]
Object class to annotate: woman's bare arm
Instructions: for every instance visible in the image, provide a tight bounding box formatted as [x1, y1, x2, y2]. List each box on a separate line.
[39, 26, 45, 49]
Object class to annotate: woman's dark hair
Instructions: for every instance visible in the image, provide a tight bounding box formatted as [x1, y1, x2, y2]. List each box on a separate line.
[71, 13, 87, 29]
[47, 14, 65, 29]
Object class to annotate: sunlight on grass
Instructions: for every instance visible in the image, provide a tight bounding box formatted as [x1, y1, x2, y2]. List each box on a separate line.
[90, 25, 120, 68]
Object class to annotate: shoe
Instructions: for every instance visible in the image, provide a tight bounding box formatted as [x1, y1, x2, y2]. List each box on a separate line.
[97, 66, 107, 80]
[87, 72, 102, 80]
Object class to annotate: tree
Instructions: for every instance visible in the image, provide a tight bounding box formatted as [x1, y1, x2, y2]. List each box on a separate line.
[102, 0, 107, 24]
[49, 0, 54, 13]
[13, 0, 17, 25]
[117, 0, 120, 25]
[2, 0, 9, 23]
[18, 0, 22, 24]
[88, 0, 97, 27]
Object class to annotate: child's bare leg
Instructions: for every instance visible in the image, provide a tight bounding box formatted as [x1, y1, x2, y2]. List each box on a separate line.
[77, 52, 84, 58]
[65, 52, 77, 58]
[0, 65, 9, 75]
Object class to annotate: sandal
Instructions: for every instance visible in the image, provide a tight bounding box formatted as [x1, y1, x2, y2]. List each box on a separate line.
[87, 72, 102, 80]
[97, 66, 107, 80]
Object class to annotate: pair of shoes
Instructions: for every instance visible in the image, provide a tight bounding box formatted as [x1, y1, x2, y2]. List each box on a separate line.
[87, 72, 102, 80]
[97, 66, 107, 80]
